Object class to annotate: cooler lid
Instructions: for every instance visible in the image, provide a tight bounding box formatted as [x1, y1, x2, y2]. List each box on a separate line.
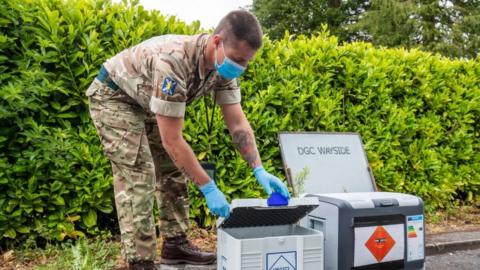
[307, 192, 422, 209]
[217, 197, 319, 228]
[278, 132, 377, 195]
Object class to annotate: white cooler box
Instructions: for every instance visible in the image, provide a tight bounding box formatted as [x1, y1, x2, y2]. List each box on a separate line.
[217, 197, 324, 270]
[300, 192, 425, 270]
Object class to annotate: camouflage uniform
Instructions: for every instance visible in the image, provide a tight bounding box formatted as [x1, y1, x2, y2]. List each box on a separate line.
[85, 34, 240, 262]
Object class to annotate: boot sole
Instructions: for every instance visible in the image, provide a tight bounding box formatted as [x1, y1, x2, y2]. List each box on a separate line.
[161, 258, 216, 265]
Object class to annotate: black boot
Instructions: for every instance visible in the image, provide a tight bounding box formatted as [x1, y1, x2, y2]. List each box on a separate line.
[161, 235, 216, 265]
[128, 260, 157, 270]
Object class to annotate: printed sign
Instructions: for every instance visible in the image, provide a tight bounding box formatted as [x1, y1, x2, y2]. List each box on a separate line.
[407, 215, 425, 261]
[279, 132, 375, 194]
[266, 251, 297, 270]
[354, 224, 404, 267]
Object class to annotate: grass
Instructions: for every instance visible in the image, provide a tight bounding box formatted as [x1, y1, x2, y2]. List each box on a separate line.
[2, 232, 120, 270]
[1, 224, 216, 270]
[35, 238, 119, 270]
[426, 204, 480, 234]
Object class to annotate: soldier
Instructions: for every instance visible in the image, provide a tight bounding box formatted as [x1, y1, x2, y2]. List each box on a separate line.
[86, 10, 290, 270]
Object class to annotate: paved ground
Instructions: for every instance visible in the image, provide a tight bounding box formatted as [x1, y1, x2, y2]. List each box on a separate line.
[426, 230, 480, 255]
[425, 249, 480, 270]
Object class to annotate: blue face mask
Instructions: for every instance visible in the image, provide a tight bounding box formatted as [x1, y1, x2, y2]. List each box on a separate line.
[214, 42, 246, 80]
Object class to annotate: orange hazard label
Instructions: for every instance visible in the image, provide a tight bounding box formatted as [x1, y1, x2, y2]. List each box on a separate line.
[365, 226, 396, 262]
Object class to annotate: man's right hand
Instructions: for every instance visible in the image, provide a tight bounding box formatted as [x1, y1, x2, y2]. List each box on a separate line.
[199, 180, 230, 218]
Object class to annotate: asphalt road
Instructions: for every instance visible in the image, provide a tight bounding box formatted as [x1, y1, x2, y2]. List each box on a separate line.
[425, 248, 480, 270]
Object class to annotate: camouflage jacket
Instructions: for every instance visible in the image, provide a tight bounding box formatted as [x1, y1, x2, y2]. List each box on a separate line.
[101, 33, 240, 118]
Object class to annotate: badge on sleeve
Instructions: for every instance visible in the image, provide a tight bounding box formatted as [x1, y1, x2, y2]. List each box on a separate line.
[162, 77, 177, 96]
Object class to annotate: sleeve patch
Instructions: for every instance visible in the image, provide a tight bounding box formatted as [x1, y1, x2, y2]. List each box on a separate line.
[162, 77, 177, 96]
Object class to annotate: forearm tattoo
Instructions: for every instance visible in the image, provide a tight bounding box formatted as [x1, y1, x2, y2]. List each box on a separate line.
[232, 130, 260, 168]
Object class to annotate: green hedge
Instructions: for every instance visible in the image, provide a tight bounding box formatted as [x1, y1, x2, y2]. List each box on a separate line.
[1, 0, 479, 246]
[239, 36, 480, 211]
[0, 0, 200, 245]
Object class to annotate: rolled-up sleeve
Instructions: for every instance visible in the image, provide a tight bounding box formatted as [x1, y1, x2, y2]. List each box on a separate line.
[149, 98, 186, 118]
[214, 78, 241, 105]
[150, 54, 187, 118]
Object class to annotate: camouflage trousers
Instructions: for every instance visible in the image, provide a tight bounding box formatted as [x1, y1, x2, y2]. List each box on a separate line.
[86, 78, 189, 263]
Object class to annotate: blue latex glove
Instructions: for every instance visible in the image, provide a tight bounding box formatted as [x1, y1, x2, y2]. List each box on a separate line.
[253, 166, 291, 198]
[199, 180, 230, 218]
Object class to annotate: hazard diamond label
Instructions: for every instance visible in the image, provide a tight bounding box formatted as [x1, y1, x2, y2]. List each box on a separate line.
[365, 226, 396, 262]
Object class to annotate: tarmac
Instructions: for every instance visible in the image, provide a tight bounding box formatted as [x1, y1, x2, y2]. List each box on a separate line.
[425, 229, 480, 256]
[426, 249, 480, 270]
[156, 229, 480, 269]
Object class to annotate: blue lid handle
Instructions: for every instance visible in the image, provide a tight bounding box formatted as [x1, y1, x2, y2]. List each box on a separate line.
[267, 192, 289, 206]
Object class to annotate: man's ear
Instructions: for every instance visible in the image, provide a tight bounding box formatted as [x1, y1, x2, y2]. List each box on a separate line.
[212, 34, 222, 48]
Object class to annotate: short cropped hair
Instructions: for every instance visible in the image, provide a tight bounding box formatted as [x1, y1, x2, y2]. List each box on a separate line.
[214, 10, 263, 50]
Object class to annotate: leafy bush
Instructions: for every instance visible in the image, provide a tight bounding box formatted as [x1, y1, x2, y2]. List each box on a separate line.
[190, 33, 479, 225]
[238, 35, 480, 214]
[1, 0, 479, 246]
[0, 0, 200, 246]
